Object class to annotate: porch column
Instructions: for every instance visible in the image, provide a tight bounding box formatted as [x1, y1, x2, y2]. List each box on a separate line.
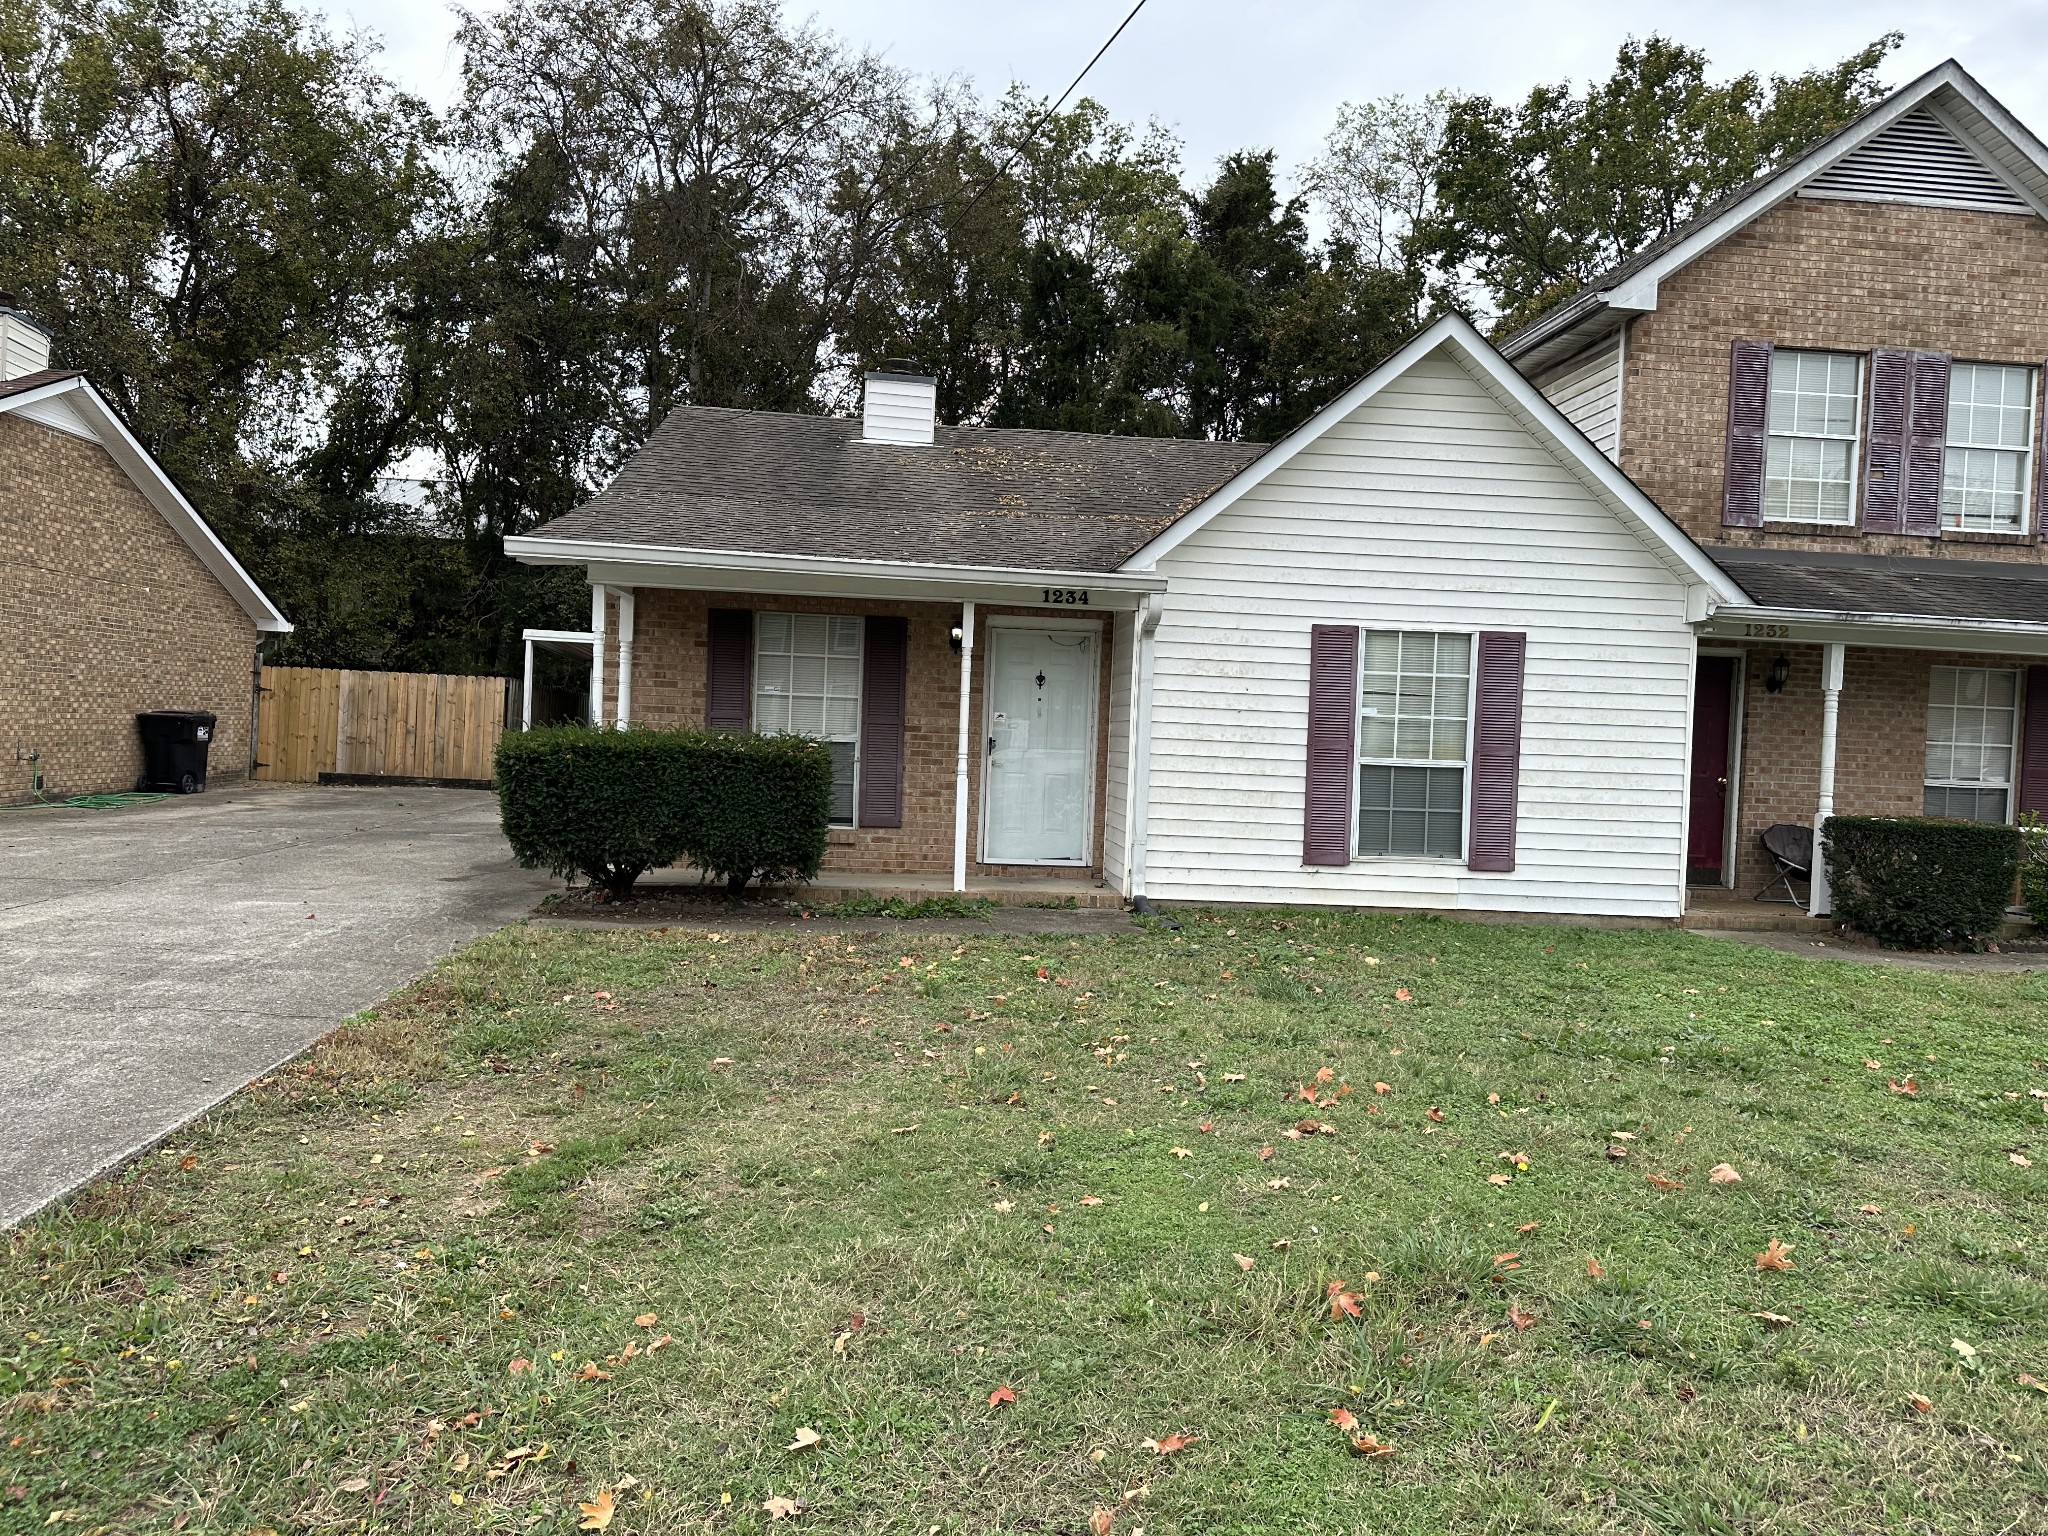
[1128, 594, 1164, 899]
[588, 585, 607, 727]
[613, 587, 636, 728]
[953, 600, 976, 892]
[1809, 641, 1845, 917]
[521, 637, 535, 730]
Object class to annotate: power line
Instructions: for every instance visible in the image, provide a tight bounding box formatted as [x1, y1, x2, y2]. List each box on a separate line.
[943, 0, 1154, 236]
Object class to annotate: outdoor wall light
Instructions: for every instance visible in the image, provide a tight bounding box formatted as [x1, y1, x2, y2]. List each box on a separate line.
[948, 625, 964, 654]
[1765, 654, 1791, 694]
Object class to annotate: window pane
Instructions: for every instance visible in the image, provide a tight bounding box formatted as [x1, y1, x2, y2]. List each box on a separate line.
[828, 741, 856, 824]
[756, 615, 863, 760]
[1925, 666, 2018, 821]
[1765, 349, 1859, 525]
[1358, 765, 1465, 858]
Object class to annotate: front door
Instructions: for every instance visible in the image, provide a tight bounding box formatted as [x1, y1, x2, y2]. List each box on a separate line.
[983, 625, 1096, 863]
[1688, 656, 1737, 882]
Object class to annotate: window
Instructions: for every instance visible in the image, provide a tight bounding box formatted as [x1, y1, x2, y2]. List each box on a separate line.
[1764, 349, 1862, 524]
[1942, 362, 2035, 533]
[754, 613, 861, 822]
[1356, 631, 1471, 858]
[1924, 665, 2019, 822]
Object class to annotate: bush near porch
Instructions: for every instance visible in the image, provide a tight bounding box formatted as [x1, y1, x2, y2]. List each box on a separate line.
[7, 915, 2048, 1533]
[1823, 815, 2021, 949]
[497, 724, 833, 896]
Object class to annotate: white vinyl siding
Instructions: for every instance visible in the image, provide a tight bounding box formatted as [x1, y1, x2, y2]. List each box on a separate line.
[1102, 610, 1134, 891]
[1356, 631, 1470, 858]
[1942, 363, 2035, 533]
[755, 613, 861, 823]
[1924, 665, 2019, 822]
[1534, 337, 1621, 462]
[1144, 349, 1697, 919]
[1763, 349, 1861, 524]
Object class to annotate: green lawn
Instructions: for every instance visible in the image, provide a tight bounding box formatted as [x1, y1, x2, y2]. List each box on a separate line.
[6, 912, 2048, 1534]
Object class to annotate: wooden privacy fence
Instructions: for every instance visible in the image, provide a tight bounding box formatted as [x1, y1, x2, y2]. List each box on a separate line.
[256, 667, 511, 785]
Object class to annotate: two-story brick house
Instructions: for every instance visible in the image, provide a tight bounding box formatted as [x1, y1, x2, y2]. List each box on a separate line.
[1506, 59, 2048, 912]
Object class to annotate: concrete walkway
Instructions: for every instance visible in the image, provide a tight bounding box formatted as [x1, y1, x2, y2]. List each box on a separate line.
[0, 783, 550, 1227]
[1686, 927, 2048, 972]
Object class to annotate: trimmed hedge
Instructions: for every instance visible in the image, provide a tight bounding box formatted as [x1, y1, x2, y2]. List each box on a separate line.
[1823, 814, 2019, 949]
[496, 725, 834, 897]
[2021, 812, 2048, 927]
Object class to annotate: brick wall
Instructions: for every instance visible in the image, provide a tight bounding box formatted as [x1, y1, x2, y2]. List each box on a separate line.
[1620, 196, 2048, 562]
[610, 587, 1114, 883]
[1715, 642, 2032, 893]
[0, 414, 259, 803]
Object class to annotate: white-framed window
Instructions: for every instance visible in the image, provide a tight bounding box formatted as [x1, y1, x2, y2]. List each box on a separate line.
[1942, 362, 2036, 533]
[754, 613, 862, 823]
[1924, 664, 2019, 823]
[1764, 349, 1862, 524]
[1356, 630, 1471, 859]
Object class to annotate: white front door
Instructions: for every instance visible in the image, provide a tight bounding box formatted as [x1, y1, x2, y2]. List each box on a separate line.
[983, 624, 1096, 863]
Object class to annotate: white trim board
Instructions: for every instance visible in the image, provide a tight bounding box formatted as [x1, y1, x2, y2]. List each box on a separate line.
[1122, 313, 1752, 609]
[0, 375, 290, 632]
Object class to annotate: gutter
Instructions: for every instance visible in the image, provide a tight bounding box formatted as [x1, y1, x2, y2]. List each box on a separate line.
[1702, 603, 2048, 642]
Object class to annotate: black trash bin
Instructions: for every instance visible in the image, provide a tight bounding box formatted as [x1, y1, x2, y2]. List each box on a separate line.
[136, 710, 218, 793]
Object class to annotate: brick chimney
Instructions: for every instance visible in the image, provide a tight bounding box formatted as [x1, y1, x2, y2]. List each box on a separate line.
[860, 358, 937, 445]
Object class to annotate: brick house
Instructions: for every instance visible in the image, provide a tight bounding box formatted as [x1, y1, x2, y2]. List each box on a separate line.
[509, 58, 2048, 922]
[1506, 58, 2048, 913]
[0, 304, 291, 803]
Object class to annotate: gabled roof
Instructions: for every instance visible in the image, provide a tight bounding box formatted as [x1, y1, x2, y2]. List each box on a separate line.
[517, 405, 1266, 575]
[0, 373, 290, 632]
[1502, 60, 2048, 375]
[1120, 313, 1753, 606]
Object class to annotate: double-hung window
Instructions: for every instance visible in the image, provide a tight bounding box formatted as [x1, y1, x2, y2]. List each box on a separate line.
[1763, 349, 1862, 524]
[753, 613, 862, 823]
[1942, 362, 2035, 533]
[1923, 664, 2019, 823]
[1356, 631, 1471, 858]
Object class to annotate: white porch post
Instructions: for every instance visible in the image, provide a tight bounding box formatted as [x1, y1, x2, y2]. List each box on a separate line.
[953, 601, 976, 893]
[1128, 594, 1164, 899]
[613, 588, 636, 728]
[521, 637, 535, 730]
[1809, 641, 1845, 917]
[588, 585, 607, 727]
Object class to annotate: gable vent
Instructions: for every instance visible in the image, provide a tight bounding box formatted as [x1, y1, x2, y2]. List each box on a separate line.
[861, 362, 938, 445]
[1801, 108, 2033, 214]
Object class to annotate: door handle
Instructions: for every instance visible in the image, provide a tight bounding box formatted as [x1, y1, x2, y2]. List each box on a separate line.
[987, 736, 996, 757]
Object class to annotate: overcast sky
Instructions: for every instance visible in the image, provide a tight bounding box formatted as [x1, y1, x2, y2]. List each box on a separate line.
[308, 0, 2048, 182]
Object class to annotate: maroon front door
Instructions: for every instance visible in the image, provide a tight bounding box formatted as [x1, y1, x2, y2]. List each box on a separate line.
[1687, 657, 1737, 881]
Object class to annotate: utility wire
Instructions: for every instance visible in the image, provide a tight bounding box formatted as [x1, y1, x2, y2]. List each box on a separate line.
[941, 0, 1154, 237]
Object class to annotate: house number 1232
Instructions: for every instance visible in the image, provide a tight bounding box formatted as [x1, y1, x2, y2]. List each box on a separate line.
[1042, 588, 1090, 605]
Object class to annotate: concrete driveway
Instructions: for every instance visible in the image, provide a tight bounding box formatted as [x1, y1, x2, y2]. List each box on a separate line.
[0, 783, 551, 1227]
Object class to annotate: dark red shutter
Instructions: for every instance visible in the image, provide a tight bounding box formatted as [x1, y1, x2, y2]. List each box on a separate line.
[2021, 667, 2048, 817]
[1467, 631, 1526, 873]
[1863, 348, 1911, 533]
[1721, 339, 1772, 527]
[1303, 624, 1359, 866]
[705, 608, 753, 730]
[1903, 350, 1951, 537]
[2035, 363, 2048, 541]
[858, 615, 908, 828]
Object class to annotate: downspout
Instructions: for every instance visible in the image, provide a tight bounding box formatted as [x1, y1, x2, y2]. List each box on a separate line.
[953, 600, 976, 893]
[522, 637, 535, 731]
[1809, 641, 1845, 918]
[1128, 592, 1165, 900]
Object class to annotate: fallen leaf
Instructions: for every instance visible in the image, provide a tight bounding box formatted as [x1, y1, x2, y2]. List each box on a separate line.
[1645, 1173, 1684, 1192]
[1426, 1107, 1445, 1123]
[1889, 1078, 1918, 1096]
[1756, 1238, 1796, 1272]
[574, 1361, 611, 1382]
[786, 1426, 822, 1452]
[1089, 1509, 1114, 1536]
[1142, 1433, 1197, 1455]
[1486, 1092, 1501, 1104]
[1327, 1281, 1364, 1319]
[762, 1495, 804, 1520]
[1168, 1147, 1193, 1159]
[1329, 1407, 1360, 1433]
[1222, 1072, 1246, 1083]
[1080, 1195, 1104, 1206]
[1507, 1300, 1536, 1331]
[1515, 1222, 1539, 1234]
[1234, 1254, 1256, 1271]
[2017, 1374, 2048, 1393]
[1394, 987, 1412, 1002]
[647, 1334, 671, 1353]
[2011, 1153, 2034, 1168]
[1604, 1144, 1630, 1161]
[1750, 1311, 1796, 1327]
[1907, 1394, 1933, 1413]
[1257, 1146, 1275, 1161]
[1487, 1173, 1512, 1186]
[1952, 1338, 1978, 1360]
[1316, 1067, 1336, 1083]
[337, 1478, 370, 1494]
[1372, 1082, 1391, 1095]
[1349, 1433, 1397, 1457]
[633, 1313, 658, 1327]
[992, 1199, 1014, 1213]
[1708, 1164, 1741, 1185]
[508, 1358, 532, 1375]
[988, 1386, 1017, 1407]
[1858, 1203, 1882, 1215]
[1585, 1257, 1605, 1279]
[577, 1490, 616, 1531]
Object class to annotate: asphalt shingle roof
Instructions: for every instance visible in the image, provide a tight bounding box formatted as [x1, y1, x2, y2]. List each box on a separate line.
[0, 369, 81, 401]
[526, 405, 1270, 573]
[1712, 546, 2048, 624]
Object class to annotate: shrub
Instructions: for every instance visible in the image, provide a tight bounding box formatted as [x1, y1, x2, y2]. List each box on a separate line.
[2020, 812, 2048, 926]
[1822, 815, 2019, 949]
[496, 725, 833, 897]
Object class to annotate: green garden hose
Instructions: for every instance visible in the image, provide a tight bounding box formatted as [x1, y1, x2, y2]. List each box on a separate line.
[0, 791, 174, 811]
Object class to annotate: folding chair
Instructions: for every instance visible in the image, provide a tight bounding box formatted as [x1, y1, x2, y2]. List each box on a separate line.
[1753, 823, 1813, 905]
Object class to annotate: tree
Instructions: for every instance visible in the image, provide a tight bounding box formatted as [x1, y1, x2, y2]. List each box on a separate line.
[1414, 32, 1901, 330]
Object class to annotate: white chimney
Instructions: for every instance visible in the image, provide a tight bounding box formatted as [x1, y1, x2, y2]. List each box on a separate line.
[0, 298, 51, 381]
[861, 361, 937, 445]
